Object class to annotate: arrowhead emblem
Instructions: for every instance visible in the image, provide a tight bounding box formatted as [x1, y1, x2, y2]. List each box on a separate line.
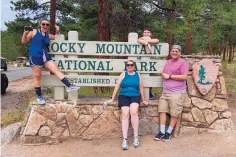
[192, 60, 219, 95]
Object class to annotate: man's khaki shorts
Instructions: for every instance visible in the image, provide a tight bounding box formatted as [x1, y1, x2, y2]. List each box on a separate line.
[158, 93, 187, 117]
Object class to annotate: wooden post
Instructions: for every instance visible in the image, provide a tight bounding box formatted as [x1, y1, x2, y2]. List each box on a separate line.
[128, 32, 149, 100]
[54, 34, 65, 99]
[141, 36, 151, 100]
[128, 32, 138, 60]
[68, 31, 79, 100]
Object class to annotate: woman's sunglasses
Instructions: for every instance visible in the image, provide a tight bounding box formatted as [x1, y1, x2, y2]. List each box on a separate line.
[41, 23, 50, 26]
[126, 64, 134, 67]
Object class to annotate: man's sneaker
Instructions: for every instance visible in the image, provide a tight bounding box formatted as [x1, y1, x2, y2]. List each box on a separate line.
[149, 92, 154, 100]
[162, 132, 172, 142]
[66, 85, 80, 92]
[36, 96, 46, 105]
[133, 136, 140, 148]
[154, 131, 165, 141]
[121, 138, 128, 150]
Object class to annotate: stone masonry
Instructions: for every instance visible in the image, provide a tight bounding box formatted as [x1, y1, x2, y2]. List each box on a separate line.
[20, 98, 159, 144]
[20, 55, 234, 144]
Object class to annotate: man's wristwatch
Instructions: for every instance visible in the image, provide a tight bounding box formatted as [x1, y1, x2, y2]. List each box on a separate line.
[169, 75, 172, 79]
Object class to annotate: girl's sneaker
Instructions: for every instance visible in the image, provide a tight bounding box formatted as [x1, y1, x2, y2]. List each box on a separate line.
[121, 138, 128, 150]
[66, 85, 80, 92]
[36, 96, 46, 105]
[133, 136, 140, 148]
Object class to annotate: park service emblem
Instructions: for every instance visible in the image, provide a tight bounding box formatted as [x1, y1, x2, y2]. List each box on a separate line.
[192, 60, 219, 95]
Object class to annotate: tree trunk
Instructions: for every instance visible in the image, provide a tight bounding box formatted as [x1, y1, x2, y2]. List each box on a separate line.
[218, 42, 222, 56]
[166, 14, 175, 60]
[185, 19, 192, 55]
[97, 0, 111, 41]
[233, 46, 235, 60]
[228, 37, 233, 63]
[219, 41, 224, 56]
[227, 46, 229, 57]
[95, 0, 112, 94]
[223, 46, 226, 62]
[208, 20, 213, 55]
[97, 0, 104, 41]
[50, 0, 56, 34]
[222, 36, 228, 61]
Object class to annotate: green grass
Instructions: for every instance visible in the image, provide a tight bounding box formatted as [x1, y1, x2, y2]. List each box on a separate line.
[78, 86, 163, 97]
[222, 60, 236, 99]
[79, 87, 113, 96]
[1, 109, 25, 128]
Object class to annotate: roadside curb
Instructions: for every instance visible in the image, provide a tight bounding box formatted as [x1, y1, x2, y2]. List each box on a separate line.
[1, 122, 22, 149]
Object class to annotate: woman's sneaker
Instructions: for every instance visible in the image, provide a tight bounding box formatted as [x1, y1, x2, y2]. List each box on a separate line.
[133, 136, 140, 148]
[36, 96, 46, 105]
[121, 138, 128, 150]
[154, 131, 165, 141]
[66, 85, 80, 92]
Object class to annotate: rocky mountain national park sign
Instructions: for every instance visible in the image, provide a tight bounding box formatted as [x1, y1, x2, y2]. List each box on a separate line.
[46, 34, 169, 89]
[43, 32, 169, 100]
[21, 32, 234, 144]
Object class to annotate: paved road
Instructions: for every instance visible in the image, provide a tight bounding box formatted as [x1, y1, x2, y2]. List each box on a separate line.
[1, 65, 32, 82]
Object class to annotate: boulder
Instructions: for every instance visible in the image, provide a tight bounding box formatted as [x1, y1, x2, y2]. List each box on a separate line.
[34, 105, 57, 121]
[38, 126, 52, 136]
[82, 110, 121, 139]
[182, 112, 194, 122]
[203, 109, 218, 124]
[219, 111, 232, 119]
[79, 115, 94, 127]
[191, 108, 206, 123]
[23, 111, 46, 136]
[211, 98, 228, 112]
[191, 97, 212, 109]
[209, 119, 234, 133]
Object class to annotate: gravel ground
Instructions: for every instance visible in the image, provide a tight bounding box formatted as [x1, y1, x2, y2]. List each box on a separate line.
[1, 76, 35, 127]
[1, 76, 35, 110]
[2, 133, 236, 157]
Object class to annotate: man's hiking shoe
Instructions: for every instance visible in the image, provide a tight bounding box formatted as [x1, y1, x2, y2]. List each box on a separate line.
[154, 131, 165, 141]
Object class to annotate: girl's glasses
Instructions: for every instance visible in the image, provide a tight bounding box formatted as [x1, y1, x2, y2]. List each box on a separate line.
[126, 64, 134, 67]
[42, 23, 50, 26]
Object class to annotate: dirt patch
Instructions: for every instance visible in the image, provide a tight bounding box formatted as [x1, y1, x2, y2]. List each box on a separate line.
[1, 76, 35, 127]
[228, 96, 236, 126]
[2, 132, 236, 157]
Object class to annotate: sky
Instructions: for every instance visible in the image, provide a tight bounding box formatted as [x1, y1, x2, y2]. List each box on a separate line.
[1, 0, 52, 31]
[1, 0, 16, 31]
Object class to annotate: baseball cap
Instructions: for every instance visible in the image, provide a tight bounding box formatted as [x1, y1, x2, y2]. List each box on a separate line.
[171, 45, 181, 51]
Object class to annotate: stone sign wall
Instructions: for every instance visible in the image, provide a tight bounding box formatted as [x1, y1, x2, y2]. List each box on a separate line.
[20, 98, 159, 144]
[179, 55, 234, 135]
[20, 55, 234, 144]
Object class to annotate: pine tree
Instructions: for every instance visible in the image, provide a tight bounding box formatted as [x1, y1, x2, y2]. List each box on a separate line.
[198, 65, 212, 85]
[198, 65, 205, 84]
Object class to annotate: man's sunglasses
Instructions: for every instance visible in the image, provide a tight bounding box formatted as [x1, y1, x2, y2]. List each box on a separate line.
[42, 23, 50, 26]
[126, 64, 134, 67]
